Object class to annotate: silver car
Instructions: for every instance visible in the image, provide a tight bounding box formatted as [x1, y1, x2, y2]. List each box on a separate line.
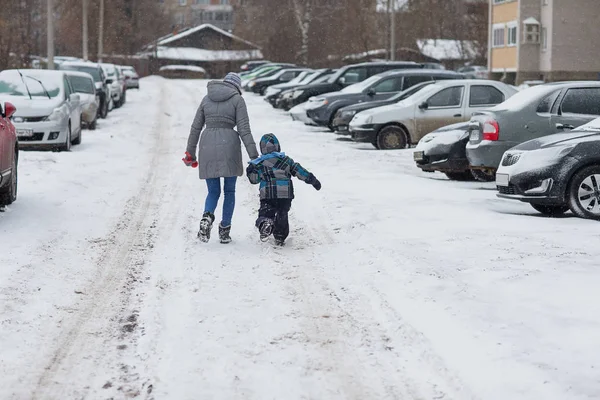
[0, 69, 82, 151]
[349, 79, 517, 149]
[100, 63, 123, 108]
[466, 81, 600, 174]
[65, 71, 99, 130]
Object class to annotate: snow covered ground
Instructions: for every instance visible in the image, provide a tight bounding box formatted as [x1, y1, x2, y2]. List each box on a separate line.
[1, 77, 599, 400]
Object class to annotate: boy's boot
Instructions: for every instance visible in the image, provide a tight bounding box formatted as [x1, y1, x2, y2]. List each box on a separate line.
[259, 219, 274, 242]
[219, 224, 232, 244]
[198, 212, 215, 243]
[274, 237, 285, 247]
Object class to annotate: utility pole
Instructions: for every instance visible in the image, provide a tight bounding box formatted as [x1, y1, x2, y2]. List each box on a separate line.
[83, 0, 89, 61]
[390, 0, 396, 61]
[98, 0, 105, 63]
[47, 0, 55, 69]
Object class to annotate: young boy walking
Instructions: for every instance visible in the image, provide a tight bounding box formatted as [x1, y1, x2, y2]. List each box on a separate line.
[246, 133, 321, 246]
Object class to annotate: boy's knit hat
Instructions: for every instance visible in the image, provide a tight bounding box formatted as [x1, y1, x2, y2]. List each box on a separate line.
[223, 72, 242, 93]
[260, 133, 281, 155]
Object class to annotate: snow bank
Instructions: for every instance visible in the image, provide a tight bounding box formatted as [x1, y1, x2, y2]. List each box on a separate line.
[417, 39, 478, 61]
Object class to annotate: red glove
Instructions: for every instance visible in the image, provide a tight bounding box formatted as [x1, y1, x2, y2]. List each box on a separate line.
[182, 152, 198, 168]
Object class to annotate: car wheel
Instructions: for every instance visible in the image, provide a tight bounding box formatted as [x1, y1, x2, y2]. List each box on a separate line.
[530, 203, 569, 216]
[470, 169, 495, 182]
[0, 154, 18, 206]
[100, 98, 109, 119]
[72, 122, 82, 145]
[122, 91, 127, 104]
[568, 165, 600, 220]
[376, 126, 408, 150]
[445, 171, 475, 181]
[89, 118, 97, 130]
[61, 122, 72, 152]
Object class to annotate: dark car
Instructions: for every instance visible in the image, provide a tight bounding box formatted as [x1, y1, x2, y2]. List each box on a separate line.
[242, 64, 297, 91]
[60, 61, 109, 118]
[306, 69, 464, 130]
[248, 68, 311, 95]
[0, 101, 18, 207]
[276, 70, 337, 110]
[332, 81, 437, 133]
[466, 82, 600, 175]
[284, 61, 423, 110]
[264, 69, 327, 107]
[495, 118, 600, 220]
[240, 60, 270, 73]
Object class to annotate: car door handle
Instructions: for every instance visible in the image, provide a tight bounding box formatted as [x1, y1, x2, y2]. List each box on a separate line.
[556, 123, 575, 130]
[454, 114, 462, 118]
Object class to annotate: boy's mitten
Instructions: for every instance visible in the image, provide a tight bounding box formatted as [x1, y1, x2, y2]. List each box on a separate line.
[246, 164, 256, 175]
[308, 174, 321, 191]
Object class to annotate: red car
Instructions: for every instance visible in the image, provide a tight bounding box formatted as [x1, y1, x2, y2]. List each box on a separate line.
[0, 101, 18, 207]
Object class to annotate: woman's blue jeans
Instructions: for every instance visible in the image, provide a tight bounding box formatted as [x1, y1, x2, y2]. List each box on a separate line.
[204, 177, 237, 227]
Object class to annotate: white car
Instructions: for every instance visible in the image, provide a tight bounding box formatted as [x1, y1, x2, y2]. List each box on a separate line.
[119, 66, 140, 89]
[100, 63, 123, 108]
[0, 69, 82, 151]
[65, 71, 99, 130]
[349, 79, 517, 149]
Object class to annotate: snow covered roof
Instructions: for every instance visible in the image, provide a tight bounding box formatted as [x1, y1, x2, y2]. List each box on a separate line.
[523, 17, 540, 25]
[145, 46, 264, 62]
[159, 65, 206, 73]
[157, 24, 260, 50]
[416, 39, 478, 61]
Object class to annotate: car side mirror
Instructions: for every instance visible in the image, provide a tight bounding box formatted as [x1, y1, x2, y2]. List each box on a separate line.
[69, 93, 80, 102]
[339, 77, 346, 85]
[419, 101, 429, 110]
[4, 102, 16, 118]
[366, 88, 376, 97]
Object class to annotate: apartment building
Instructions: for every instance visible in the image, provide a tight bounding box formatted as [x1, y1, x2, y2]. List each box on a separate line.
[488, 0, 600, 84]
[162, 0, 234, 32]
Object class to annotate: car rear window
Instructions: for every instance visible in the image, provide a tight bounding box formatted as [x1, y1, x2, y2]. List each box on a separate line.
[68, 75, 95, 94]
[62, 65, 101, 82]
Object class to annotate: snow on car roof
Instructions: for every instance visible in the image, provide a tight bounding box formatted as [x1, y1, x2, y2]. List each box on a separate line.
[63, 70, 95, 81]
[159, 65, 206, 73]
[61, 61, 101, 68]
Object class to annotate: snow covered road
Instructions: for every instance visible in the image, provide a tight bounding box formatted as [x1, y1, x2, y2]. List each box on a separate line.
[1, 77, 599, 400]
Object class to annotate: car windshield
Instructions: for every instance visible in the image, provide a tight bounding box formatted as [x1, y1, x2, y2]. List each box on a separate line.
[491, 85, 556, 110]
[313, 74, 333, 84]
[62, 65, 102, 82]
[287, 71, 310, 85]
[69, 76, 95, 94]
[102, 65, 116, 77]
[340, 75, 381, 94]
[0, 70, 61, 98]
[389, 81, 435, 102]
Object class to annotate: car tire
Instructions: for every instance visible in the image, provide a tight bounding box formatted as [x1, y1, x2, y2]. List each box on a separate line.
[0, 154, 17, 206]
[445, 171, 475, 181]
[470, 169, 495, 182]
[568, 165, 600, 220]
[530, 203, 569, 216]
[100, 98, 109, 119]
[121, 91, 127, 105]
[61, 122, 72, 152]
[89, 118, 97, 130]
[376, 125, 408, 150]
[72, 125, 82, 145]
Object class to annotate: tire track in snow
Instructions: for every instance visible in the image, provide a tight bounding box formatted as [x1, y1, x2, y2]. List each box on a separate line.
[31, 80, 170, 399]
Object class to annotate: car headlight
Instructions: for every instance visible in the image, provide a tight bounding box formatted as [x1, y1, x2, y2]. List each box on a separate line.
[249, 81, 256, 87]
[43, 107, 67, 122]
[341, 110, 356, 118]
[292, 90, 304, 99]
[306, 98, 328, 110]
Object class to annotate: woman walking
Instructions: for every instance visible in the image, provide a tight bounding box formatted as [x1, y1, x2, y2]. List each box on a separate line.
[185, 73, 259, 244]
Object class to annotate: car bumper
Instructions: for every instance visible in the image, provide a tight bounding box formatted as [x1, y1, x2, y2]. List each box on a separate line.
[466, 140, 518, 170]
[290, 107, 317, 125]
[332, 114, 353, 134]
[15, 120, 69, 148]
[306, 108, 330, 126]
[350, 125, 379, 143]
[126, 79, 139, 88]
[415, 136, 469, 172]
[495, 155, 577, 205]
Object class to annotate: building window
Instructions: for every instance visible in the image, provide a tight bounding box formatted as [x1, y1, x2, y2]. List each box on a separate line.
[175, 12, 185, 25]
[492, 25, 505, 48]
[220, 0, 229, 4]
[195, 0, 209, 4]
[541, 27, 548, 50]
[493, 0, 506, 3]
[179, 0, 187, 5]
[542, 0, 549, 5]
[507, 23, 517, 46]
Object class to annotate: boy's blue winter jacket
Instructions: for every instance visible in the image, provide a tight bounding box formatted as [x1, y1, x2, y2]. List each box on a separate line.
[246, 134, 316, 199]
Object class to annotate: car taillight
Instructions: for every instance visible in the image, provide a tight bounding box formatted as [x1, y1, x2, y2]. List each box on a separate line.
[482, 119, 499, 141]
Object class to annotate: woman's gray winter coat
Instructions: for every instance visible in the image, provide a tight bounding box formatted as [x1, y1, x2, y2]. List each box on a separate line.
[186, 81, 259, 179]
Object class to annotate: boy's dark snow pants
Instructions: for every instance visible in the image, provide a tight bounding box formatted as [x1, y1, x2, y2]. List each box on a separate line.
[256, 199, 292, 241]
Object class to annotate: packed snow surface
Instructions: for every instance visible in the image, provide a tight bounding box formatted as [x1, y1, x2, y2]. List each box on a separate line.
[1, 78, 599, 400]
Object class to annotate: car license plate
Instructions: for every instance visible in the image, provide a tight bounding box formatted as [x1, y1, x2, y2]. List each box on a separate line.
[496, 173, 509, 186]
[469, 130, 480, 141]
[413, 151, 425, 161]
[17, 129, 33, 138]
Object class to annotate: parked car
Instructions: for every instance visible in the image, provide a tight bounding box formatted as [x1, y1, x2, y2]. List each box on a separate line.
[0, 69, 82, 151]
[248, 68, 311, 95]
[240, 60, 270, 72]
[115, 67, 127, 105]
[333, 81, 438, 133]
[466, 82, 600, 175]
[285, 61, 424, 110]
[242, 65, 296, 90]
[306, 69, 465, 130]
[60, 61, 109, 119]
[264, 70, 314, 106]
[64, 71, 99, 130]
[0, 101, 18, 206]
[100, 63, 124, 108]
[349, 79, 516, 149]
[423, 62, 446, 70]
[119, 66, 140, 89]
[277, 70, 337, 110]
[495, 118, 600, 220]
[241, 63, 296, 83]
[457, 65, 488, 79]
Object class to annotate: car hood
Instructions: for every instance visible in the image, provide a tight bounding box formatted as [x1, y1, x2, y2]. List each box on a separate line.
[341, 98, 396, 113]
[316, 92, 364, 103]
[294, 82, 339, 93]
[4, 96, 63, 117]
[512, 130, 600, 151]
[271, 82, 303, 91]
[416, 122, 470, 151]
